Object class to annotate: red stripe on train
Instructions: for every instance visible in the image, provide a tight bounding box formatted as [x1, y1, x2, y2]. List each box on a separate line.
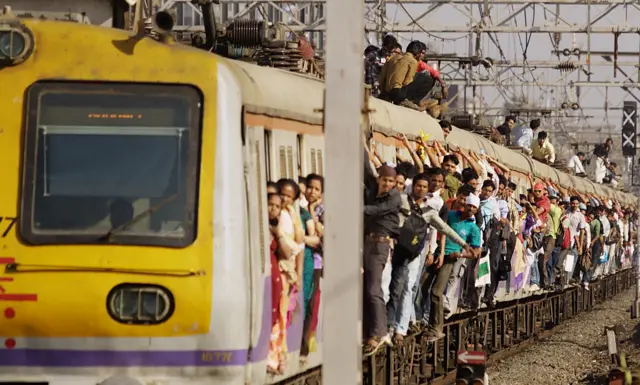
[0, 294, 38, 302]
[0, 258, 15, 264]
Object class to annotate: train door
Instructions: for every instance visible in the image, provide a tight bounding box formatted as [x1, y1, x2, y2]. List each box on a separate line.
[243, 125, 270, 385]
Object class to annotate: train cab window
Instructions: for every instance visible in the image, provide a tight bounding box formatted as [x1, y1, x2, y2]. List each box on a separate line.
[20, 82, 203, 247]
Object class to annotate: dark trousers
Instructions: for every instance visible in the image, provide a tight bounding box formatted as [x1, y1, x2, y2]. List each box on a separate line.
[546, 247, 560, 284]
[384, 72, 436, 105]
[386, 250, 410, 330]
[363, 238, 390, 339]
[461, 258, 479, 308]
[555, 248, 569, 283]
[419, 257, 456, 334]
[483, 235, 508, 301]
[540, 235, 555, 287]
[300, 269, 322, 356]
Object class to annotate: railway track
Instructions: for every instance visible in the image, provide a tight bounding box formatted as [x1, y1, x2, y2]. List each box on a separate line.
[278, 268, 636, 385]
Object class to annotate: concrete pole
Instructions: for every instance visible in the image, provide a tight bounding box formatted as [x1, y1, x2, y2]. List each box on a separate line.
[634, 208, 640, 318]
[322, 0, 364, 384]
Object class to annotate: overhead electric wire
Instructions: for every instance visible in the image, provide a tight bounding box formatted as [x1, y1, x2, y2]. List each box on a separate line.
[393, 0, 468, 41]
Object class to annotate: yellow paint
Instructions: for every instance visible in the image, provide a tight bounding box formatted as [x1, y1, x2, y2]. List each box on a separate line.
[0, 20, 218, 337]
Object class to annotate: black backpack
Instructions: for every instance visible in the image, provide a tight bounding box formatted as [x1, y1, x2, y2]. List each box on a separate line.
[395, 198, 429, 261]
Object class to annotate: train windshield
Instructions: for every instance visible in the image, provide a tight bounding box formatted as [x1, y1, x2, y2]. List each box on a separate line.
[20, 82, 202, 247]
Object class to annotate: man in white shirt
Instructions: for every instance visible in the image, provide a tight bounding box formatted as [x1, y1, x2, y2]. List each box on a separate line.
[567, 152, 586, 177]
[564, 197, 587, 285]
[514, 118, 540, 151]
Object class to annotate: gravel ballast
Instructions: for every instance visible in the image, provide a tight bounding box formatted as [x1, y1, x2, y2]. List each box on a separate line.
[488, 287, 640, 385]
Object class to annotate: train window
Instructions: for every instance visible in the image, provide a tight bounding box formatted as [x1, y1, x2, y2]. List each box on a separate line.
[19, 82, 203, 248]
[279, 146, 287, 179]
[286, 146, 294, 178]
[317, 149, 324, 175]
[310, 148, 317, 174]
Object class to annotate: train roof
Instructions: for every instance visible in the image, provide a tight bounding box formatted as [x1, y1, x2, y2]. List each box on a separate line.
[9, 19, 629, 205]
[221, 58, 635, 205]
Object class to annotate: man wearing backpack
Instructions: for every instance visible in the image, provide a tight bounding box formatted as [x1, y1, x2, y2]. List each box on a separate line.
[420, 194, 483, 342]
[386, 171, 471, 344]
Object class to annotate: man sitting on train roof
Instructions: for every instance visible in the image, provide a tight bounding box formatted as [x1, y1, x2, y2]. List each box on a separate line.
[378, 40, 436, 112]
[567, 152, 587, 177]
[514, 118, 541, 152]
[531, 131, 556, 165]
[364, 34, 403, 97]
[497, 116, 516, 146]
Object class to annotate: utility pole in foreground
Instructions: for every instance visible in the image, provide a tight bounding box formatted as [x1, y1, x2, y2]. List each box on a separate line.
[322, 0, 364, 383]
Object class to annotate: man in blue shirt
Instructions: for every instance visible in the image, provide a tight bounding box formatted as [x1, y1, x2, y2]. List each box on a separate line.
[420, 194, 482, 342]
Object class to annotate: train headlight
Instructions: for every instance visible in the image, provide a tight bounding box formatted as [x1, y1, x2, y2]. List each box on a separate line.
[0, 23, 34, 65]
[107, 284, 174, 325]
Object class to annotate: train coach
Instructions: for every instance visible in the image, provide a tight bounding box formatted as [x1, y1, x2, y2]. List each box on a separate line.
[0, 14, 635, 385]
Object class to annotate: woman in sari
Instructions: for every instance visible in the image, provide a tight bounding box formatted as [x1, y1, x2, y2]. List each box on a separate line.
[299, 174, 324, 366]
[266, 192, 304, 375]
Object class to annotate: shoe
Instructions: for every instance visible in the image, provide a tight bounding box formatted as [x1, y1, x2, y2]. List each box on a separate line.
[363, 336, 387, 357]
[425, 330, 446, 343]
[381, 334, 394, 347]
[399, 99, 424, 111]
[481, 297, 496, 309]
[529, 284, 540, 292]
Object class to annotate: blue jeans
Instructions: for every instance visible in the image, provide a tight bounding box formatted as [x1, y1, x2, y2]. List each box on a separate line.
[412, 247, 432, 324]
[388, 248, 426, 335]
[530, 254, 540, 285]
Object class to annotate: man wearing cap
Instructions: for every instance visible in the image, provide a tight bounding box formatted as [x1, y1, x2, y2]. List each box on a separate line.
[363, 160, 402, 354]
[420, 194, 482, 342]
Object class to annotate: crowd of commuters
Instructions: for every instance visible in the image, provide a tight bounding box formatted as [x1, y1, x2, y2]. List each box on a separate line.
[266, 175, 324, 374]
[262, 138, 635, 369]
[360, 125, 638, 355]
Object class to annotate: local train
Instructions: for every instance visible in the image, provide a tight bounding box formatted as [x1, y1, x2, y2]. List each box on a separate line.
[0, 15, 635, 385]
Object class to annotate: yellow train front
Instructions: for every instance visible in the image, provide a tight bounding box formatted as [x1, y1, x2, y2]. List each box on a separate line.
[0, 15, 268, 385]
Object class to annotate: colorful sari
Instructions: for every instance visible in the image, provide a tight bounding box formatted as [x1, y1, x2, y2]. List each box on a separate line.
[267, 210, 303, 373]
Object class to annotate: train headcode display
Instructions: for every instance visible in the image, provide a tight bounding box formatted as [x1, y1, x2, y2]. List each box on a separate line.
[622, 101, 637, 157]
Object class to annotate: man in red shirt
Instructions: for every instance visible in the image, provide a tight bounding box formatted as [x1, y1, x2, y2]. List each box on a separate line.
[533, 182, 551, 223]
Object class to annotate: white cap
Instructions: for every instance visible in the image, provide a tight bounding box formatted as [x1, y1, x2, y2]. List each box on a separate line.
[466, 194, 480, 208]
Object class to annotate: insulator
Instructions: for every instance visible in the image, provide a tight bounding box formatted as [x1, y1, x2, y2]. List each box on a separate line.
[562, 48, 571, 56]
[556, 61, 577, 72]
[571, 103, 580, 110]
[226, 20, 266, 48]
[561, 102, 569, 110]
